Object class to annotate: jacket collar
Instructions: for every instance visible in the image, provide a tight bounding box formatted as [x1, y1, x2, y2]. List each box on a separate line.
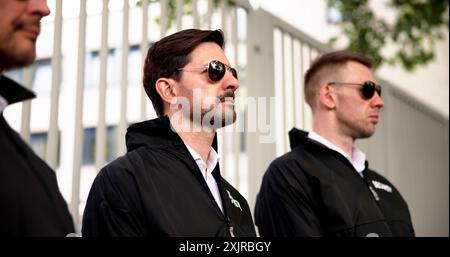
[127, 116, 225, 216]
[0, 75, 35, 106]
[126, 115, 218, 152]
[289, 127, 370, 173]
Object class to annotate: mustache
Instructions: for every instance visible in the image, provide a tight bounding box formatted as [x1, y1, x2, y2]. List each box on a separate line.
[14, 20, 41, 31]
[219, 91, 235, 102]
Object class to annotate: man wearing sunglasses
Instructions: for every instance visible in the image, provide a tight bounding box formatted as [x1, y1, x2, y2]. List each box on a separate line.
[255, 51, 414, 237]
[82, 29, 256, 237]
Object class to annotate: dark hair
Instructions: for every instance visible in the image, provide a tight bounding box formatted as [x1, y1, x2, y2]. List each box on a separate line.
[304, 51, 373, 110]
[143, 29, 225, 116]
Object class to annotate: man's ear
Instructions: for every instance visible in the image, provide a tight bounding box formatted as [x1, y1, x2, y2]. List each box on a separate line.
[155, 78, 177, 104]
[319, 84, 336, 109]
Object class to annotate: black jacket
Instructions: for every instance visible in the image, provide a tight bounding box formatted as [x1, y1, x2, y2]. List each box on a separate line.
[0, 76, 74, 236]
[255, 128, 415, 237]
[82, 116, 256, 237]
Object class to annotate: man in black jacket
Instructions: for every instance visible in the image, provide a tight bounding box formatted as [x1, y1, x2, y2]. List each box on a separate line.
[255, 51, 415, 237]
[82, 29, 256, 237]
[0, 0, 74, 236]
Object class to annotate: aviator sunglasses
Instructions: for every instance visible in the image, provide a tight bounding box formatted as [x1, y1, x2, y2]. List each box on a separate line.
[178, 60, 238, 82]
[327, 81, 382, 100]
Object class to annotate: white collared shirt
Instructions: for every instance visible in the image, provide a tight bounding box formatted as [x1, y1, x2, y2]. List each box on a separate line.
[0, 95, 8, 113]
[184, 144, 224, 213]
[308, 131, 366, 177]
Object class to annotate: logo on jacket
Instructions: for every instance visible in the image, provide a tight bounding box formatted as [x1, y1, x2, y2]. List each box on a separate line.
[226, 190, 242, 211]
[372, 180, 392, 193]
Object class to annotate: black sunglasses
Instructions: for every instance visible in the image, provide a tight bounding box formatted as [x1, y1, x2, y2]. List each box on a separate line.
[178, 60, 238, 82]
[328, 81, 382, 99]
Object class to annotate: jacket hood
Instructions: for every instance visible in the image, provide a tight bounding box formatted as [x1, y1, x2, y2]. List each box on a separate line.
[125, 116, 218, 152]
[288, 127, 310, 150]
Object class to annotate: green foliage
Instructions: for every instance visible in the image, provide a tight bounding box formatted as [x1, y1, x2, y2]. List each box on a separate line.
[137, 0, 236, 30]
[328, 0, 449, 71]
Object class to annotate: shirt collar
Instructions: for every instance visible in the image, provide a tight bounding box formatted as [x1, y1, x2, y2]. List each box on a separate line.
[308, 130, 366, 175]
[0, 75, 35, 111]
[184, 143, 219, 179]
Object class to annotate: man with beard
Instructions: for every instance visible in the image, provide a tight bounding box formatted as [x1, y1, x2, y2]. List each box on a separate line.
[0, 0, 74, 236]
[255, 51, 415, 237]
[82, 29, 256, 237]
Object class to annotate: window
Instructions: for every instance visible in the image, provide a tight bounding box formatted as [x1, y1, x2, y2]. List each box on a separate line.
[83, 126, 118, 165]
[85, 46, 144, 89]
[128, 45, 142, 87]
[30, 132, 47, 160]
[4, 68, 23, 84]
[32, 59, 52, 96]
[30, 131, 61, 166]
[84, 51, 100, 90]
[84, 49, 120, 89]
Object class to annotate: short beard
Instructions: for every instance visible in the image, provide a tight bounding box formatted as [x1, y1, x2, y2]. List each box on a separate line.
[171, 90, 237, 133]
[0, 21, 38, 70]
[344, 120, 375, 140]
[0, 45, 36, 70]
[201, 90, 236, 129]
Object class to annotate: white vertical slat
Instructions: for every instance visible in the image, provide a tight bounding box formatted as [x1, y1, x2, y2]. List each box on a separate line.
[95, 0, 109, 171]
[220, 0, 226, 31]
[275, 30, 287, 156]
[20, 66, 35, 143]
[207, 0, 213, 29]
[293, 40, 303, 128]
[176, 0, 183, 30]
[231, 7, 240, 190]
[160, 0, 167, 37]
[283, 33, 294, 153]
[140, 0, 149, 120]
[117, 0, 129, 156]
[273, 28, 285, 156]
[70, 0, 87, 231]
[299, 42, 307, 130]
[246, 9, 277, 215]
[192, 0, 199, 29]
[46, 0, 63, 169]
[218, 0, 228, 178]
[302, 45, 312, 131]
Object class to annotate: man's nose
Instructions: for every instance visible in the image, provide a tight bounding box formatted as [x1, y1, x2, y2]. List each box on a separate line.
[223, 71, 239, 92]
[371, 92, 384, 109]
[29, 0, 51, 18]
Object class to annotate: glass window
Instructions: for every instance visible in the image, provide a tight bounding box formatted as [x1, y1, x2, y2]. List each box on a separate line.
[128, 45, 142, 87]
[30, 132, 47, 160]
[32, 59, 52, 96]
[30, 131, 60, 166]
[85, 51, 100, 90]
[83, 125, 117, 165]
[4, 68, 23, 84]
[84, 49, 120, 89]
[106, 126, 117, 162]
[108, 48, 120, 88]
[83, 127, 96, 165]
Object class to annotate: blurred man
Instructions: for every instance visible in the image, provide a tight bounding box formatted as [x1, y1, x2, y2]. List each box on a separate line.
[0, 0, 74, 236]
[82, 29, 256, 237]
[255, 51, 414, 237]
